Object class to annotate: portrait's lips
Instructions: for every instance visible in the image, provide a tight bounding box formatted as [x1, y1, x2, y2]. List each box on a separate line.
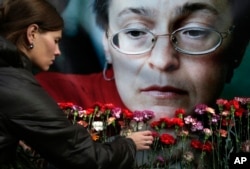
[140, 85, 188, 99]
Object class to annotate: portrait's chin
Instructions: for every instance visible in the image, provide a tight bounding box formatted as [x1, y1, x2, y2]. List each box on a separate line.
[149, 105, 181, 120]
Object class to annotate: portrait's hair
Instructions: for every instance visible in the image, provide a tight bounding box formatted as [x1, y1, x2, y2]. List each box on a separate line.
[0, 0, 64, 49]
[228, 0, 250, 66]
[92, 0, 110, 32]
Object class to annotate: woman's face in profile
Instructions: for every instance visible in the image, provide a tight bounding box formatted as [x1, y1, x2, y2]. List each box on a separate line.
[104, 0, 233, 120]
[28, 30, 62, 71]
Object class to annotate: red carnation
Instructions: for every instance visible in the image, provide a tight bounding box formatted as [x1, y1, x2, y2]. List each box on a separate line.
[103, 103, 115, 110]
[150, 121, 161, 130]
[58, 102, 74, 109]
[201, 141, 213, 152]
[191, 139, 202, 149]
[123, 109, 134, 120]
[175, 108, 185, 118]
[160, 133, 176, 145]
[172, 118, 184, 127]
[235, 108, 245, 117]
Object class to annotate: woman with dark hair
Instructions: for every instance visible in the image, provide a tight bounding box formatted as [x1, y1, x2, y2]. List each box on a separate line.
[0, 0, 153, 169]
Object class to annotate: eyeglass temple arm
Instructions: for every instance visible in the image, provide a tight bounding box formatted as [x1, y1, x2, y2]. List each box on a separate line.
[221, 25, 235, 38]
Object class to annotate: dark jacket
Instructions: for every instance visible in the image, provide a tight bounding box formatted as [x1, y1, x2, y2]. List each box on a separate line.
[0, 38, 136, 169]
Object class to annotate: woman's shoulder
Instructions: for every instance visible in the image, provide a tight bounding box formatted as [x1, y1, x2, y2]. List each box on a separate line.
[0, 67, 36, 88]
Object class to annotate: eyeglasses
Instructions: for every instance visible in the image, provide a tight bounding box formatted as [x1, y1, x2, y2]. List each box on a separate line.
[108, 26, 234, 55]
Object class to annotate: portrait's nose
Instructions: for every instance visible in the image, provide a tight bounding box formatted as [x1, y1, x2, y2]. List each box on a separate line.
[148, 36, 180, 71]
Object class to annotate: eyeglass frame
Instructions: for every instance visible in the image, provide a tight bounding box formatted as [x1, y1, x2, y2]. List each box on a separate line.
[107, 26, 235, 55]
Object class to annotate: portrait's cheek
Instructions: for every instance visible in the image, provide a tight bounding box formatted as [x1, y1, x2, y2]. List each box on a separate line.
[112, 55, 143, 109]
[187, 58, 229, 107]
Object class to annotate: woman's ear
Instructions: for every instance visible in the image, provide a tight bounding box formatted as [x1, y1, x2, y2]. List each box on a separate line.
[102, 32, 112, 63]
[26, 24, 39, 44]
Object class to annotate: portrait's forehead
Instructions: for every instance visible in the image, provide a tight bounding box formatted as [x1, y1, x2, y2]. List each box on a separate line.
[108, 0, 232, 30]
[108, 0, 232, 13]
[109, 1, 232, 19]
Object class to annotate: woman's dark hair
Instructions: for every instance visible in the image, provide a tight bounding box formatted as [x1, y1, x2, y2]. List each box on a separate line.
[0, 36, 21, 67]
[0, 36, 18, 56]
[0, 0, 64, 49]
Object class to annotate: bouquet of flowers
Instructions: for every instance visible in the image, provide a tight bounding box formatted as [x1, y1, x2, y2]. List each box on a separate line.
[59, 97, 250, 169]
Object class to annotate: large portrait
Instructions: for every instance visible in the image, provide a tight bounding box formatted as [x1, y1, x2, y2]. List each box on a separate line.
[51, 0, 250, 98]
[43, 1, 250, 168]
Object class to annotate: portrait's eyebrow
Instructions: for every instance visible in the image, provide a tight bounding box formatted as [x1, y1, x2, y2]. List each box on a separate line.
[176, 2, 219, 17]
[118, 7, 154, 18]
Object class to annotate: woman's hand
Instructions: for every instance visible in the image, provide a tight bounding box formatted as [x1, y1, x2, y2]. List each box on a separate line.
[126, 130, 153, 150]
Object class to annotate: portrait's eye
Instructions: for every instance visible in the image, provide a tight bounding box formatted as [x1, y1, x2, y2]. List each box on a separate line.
[181, 29, 210, 39]
[124, 29, 148, 39]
